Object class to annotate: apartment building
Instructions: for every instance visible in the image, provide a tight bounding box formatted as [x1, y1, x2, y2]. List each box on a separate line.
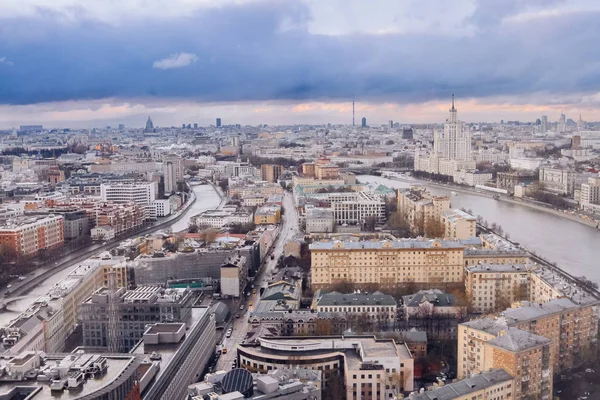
[100, 182, 157, 204]
[502, 298, 598, 373]
[260, 164, 283, 183]
[310, 239, 465, 290]
[397, 186, 450, 234]
[228, 180, 284, 199]
[0, 214, 64, 258]
[580, 176, 600, 213]
[312, 290, 397, 326]
[441, 209, 476, 240]
[463, 249, 530, 267]
[458, 319, 552, 400]
[220, 255, 248, 298]
[237, 336, 415, 399]
[80, 286, 195, 352]
[465, 263, 533, 313]
[94, 201, 145, 236]
[409, 369, 514, 400]
[163, 154, 184, 194]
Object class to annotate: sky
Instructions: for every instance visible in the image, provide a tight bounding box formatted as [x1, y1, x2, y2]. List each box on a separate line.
[1, 0, 600, 128]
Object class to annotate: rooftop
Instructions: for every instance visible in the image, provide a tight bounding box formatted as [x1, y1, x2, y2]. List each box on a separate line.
[0, 352, 141, 400]
[403, 289, 458, 308]
[316, 291, 397, 307]
[310, 238, 465, 251]
[466, 263, 535, 273]
[409, 369, 513, 400]
[487, 327, 551, 352]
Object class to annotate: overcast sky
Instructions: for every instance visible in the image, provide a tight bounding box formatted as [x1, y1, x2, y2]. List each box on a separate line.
[1, 0, 599, 128]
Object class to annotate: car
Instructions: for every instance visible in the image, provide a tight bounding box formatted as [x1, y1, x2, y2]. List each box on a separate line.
[226, 329, 232, 338]
[235, 313, 240, 318]
[239, 304, 245, 310]
[222, 348, 227, 354]
[248, 301, 253, 307]
[6, 284, 12, 289]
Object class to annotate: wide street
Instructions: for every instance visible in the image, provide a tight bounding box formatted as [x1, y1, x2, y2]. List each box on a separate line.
[216, 190, 299, 371]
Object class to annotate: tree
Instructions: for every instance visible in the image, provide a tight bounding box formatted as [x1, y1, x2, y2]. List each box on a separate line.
[424, 218, 445, 238]
[199, 228, 218, 244]
[513, 283, 528, 301]
[328, 279, 356, 293]
[364, 215, 378, 232]
[188, 224, 199, 233]
[387, 211, 411, 237]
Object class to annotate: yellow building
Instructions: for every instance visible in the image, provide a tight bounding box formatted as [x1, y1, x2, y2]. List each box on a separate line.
[458, 319, 552, 400]
[397, 186, 449, 234]
[254, 204, 281, 225]
[463, 249, 530, 267]
[441, 209, 476, 240]
[260, 164, 283, 183]
[309, 239, 465, 290]
[465, 263, 533, 313]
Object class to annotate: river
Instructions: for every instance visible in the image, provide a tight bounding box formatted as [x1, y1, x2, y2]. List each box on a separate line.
[0, 184, 222, 327]
[359, 175, 600, 284]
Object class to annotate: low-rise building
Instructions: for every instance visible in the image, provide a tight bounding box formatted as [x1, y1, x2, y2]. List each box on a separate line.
[313, 290, 397, 327]
[402, 289, 466, 320]
[193, 209, 253, 228]
[305, 208, 334, 233]
[254, 204, 281, 225]
[539, 167, 577, 195]
[237, 335, 415, 398]
[397, 186, 450, 234]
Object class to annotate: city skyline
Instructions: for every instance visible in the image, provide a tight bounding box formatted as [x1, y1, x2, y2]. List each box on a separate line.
[2, 0, 600, 127]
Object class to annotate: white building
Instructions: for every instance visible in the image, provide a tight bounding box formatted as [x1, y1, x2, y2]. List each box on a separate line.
[539, 167, 577, 195]
[452, 170, 492, 187]
[509, 157, 543, 171]
[581, 176, 600, 213]
[100, 182, 157, 205]
[192, 210, 253, 228]
[305, 208, 334, 233]
[163, 154, 184, 195]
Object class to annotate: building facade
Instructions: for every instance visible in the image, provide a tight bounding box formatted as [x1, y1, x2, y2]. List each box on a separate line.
[0, 214, 64, 258]
[310, 239, 465, 290]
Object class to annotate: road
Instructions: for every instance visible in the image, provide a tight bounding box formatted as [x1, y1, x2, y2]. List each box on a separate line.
[216, 190, 299, 371]
[0, 188, 197, 305]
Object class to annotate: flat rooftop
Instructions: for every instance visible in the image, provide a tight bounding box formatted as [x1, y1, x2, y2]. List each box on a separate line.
[0, 354, 141, 400]
[411, 369, 513, 400]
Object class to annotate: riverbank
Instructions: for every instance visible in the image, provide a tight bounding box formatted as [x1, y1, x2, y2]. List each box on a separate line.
[381, 174, 600, 230]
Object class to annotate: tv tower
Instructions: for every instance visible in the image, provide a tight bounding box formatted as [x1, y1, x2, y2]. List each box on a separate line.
[352, 99, 355, 126]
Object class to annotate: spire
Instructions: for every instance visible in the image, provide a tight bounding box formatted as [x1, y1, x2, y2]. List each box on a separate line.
[450, 94, 456, 112]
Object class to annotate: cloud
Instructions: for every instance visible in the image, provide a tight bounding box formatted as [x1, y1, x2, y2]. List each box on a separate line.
[0, 0, 600, 114]
[0, 57, 13, 66]
[152, 52, 198, 70]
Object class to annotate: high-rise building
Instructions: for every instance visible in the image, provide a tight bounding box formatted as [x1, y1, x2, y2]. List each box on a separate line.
[163, 154, 184, 195]
[361, 117, 367, 128]
[541, 115, 548, 132]
[388, 120, 393, 128]
[433, 95, 471, 161]
[577, 113, 585, 130]
[182, 123, 186, 128]
[216, 118, 222, 127]
[144, 116, 154, 133]
[193, 123, 198, 129]
[402, 127, 413, 140]
[557, 112, 567, 133]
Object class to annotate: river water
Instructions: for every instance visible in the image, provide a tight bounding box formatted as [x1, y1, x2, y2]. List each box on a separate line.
[0, 184, 222, 327]
[359, 175, 600, 284]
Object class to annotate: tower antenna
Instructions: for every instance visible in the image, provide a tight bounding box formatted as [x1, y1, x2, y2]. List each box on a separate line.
[352, 98, 355, 126]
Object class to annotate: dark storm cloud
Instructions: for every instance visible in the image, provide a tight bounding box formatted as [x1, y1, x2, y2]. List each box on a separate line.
[0, 0, 599, 106]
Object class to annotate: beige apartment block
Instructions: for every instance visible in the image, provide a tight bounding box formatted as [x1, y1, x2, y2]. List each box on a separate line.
[465, 263, 533, 313]
[458, 319, 552, 400]
[310, 239, 464, 290]
[463, 249, 530, 267]
[409, 369, 514, 400]
[441, 209, 477, 240]
[502, 298, 599, 373]
[397, 186, 450, 234]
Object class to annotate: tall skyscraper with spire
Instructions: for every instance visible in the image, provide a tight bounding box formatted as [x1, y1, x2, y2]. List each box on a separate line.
[433, 95, 472, 161]
[577, 113, 584, 130]
[557, 111, 567, 133]
[144, 116, 154, 133]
